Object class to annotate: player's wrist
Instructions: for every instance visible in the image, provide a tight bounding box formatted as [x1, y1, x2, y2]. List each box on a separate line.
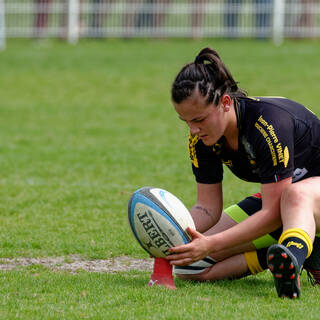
[206, 234, 224, 253]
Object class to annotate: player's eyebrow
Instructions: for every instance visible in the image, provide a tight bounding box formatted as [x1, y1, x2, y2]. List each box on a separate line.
[178, 115, 204, 122]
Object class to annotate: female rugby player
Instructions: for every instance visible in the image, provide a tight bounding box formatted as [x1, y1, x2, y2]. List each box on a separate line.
[165, 47, 320, 299]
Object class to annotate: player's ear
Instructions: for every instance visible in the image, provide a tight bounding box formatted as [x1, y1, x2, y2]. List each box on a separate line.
[221, 94, 231, 112]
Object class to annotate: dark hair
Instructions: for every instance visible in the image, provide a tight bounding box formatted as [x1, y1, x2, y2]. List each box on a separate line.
[171, 47, 247, 105]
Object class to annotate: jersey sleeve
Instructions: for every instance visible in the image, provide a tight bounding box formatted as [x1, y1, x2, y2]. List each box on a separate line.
[249, 109, 294, 183]
[188, 134, 223, 184]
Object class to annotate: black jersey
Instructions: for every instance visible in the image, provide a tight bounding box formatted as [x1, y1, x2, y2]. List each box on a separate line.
[189, 97, 320, 184]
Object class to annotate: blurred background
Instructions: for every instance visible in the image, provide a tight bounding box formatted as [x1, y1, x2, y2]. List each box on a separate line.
[0, 0, 319, 260]
[0, 0, 319, 48]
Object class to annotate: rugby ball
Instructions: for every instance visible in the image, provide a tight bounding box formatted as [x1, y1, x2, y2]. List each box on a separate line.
[128, 187, 195, 257]
[173, 256, 216, 275]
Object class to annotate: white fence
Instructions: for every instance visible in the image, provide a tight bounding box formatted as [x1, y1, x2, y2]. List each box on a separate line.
[1, 0, 320, 48]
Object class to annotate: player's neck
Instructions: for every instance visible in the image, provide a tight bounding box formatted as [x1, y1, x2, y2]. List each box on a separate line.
[224, 103, 239, 151]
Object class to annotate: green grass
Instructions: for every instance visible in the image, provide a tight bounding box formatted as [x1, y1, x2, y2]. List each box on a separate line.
[0, 267, 320, 320]
[0, 38, 320, 318]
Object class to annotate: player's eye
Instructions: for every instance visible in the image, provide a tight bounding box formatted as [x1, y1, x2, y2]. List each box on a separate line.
[193, 117, 205, 123]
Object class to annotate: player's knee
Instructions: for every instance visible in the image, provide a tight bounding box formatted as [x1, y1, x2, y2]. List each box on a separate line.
[281, 182, 309, 207]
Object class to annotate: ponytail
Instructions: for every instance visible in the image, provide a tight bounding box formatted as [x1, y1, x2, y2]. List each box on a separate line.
[171, 47, 246, 105]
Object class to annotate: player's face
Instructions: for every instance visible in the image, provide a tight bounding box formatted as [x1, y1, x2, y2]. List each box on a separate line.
[174, 92, 229, 146]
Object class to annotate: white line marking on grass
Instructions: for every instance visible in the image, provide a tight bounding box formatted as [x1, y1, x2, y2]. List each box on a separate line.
[0, 255, 153, 274]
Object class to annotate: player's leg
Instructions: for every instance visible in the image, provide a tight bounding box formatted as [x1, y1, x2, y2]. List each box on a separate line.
[205, 193, 279, 260]
[174, 191, 320, 282]
[303, 235, 320, 285]
[175, 236, 320, 282]
[174, 194, 276, 279]
[176, 247, 269, 281]
[267, 177, 320, 298]
[177, 253, 249, 281]
[149, 193, 264, 288]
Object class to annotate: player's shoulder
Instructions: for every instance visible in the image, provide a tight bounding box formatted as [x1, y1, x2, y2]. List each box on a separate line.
[240, 96, 293, 109]
[240, 96, 305, 113]
[239, 97, 296, 144]
[239, 96, 298, 122]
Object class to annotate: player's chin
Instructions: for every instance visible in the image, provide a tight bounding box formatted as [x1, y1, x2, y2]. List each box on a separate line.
[200, 136, 216, 146]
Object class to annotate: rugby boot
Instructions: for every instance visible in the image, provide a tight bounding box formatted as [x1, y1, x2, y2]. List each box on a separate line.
[267, 244, 300, 299]
[304, 236, 320, 285]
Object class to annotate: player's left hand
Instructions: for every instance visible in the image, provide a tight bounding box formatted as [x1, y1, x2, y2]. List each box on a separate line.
[166, 227, 211, 266]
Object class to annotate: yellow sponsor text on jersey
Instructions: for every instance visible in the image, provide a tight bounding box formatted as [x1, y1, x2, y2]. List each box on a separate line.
[188, 134, 199, 168]
[283, 146, 289, 168]
[212, 143, 222, 155]
[255, 122, 277, 166]
[222, 159, 233, 167]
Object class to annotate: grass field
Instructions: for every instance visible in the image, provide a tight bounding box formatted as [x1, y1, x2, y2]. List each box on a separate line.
[1, 38, 320, 319]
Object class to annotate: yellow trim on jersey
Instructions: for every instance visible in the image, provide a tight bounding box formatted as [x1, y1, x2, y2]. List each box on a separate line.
[224, 205, 277, 249]
[244, 251, 264, 275]
[254, 96, 287, 99]
[262, 96, 287, 99]
[247, 96, 260, 101]
[279, 228, 313, 258]
[248, 96, 287, 101]
[283, 146, 289, 168]
[188, 134, 200, 168]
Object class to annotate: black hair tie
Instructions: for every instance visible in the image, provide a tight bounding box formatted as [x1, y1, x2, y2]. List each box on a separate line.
[194, 55, 202, 64]
[230, 83, 238, 91]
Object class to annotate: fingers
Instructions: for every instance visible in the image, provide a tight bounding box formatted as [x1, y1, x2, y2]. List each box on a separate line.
[168, 243, 192, 254]
[166, 245, 201, 266]
[166, 232, 207, 265]
[165, 229, 210, 266]
[166, 246, 193, 265]
[166, 256, 194, 266]
[167, 229, 201, 255]
[186, 227, 201, 239]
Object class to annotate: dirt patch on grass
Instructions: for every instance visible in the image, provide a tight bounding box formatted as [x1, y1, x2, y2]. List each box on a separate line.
[0, 256, 153, 274]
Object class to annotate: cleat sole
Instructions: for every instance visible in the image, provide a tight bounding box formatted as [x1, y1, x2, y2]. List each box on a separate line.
[268, 254, 274, 260]
[267, 244, 300, 299]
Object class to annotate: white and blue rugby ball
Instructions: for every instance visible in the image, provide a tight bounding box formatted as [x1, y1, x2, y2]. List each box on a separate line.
[128, 187, 195, 258]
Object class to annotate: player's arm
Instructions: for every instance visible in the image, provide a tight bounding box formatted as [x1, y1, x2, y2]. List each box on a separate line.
[210, 177, 291, 251]
[190, 182, 223, 233]
[167, 177, 291, 266]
